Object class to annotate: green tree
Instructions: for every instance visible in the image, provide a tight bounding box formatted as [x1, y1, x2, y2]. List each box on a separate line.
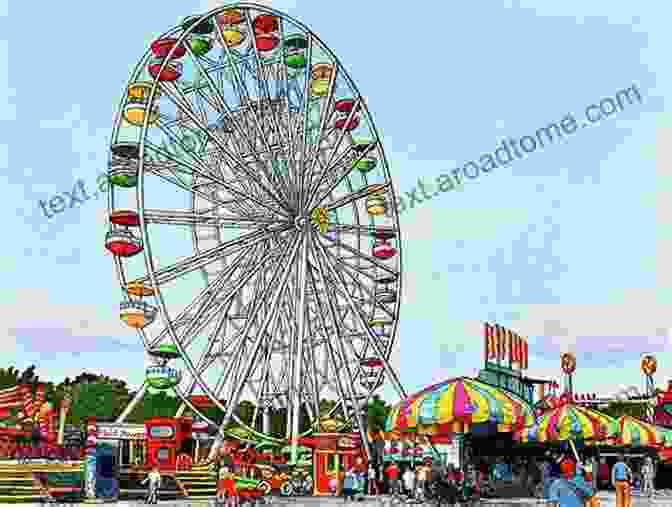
[125, 390, 181, 422]
[367, 395, 391, 433]
[68, 381, 118, 425]
[0, 367, 20, 389]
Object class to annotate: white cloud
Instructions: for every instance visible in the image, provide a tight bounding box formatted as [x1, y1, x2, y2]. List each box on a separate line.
[4, 286, 134, 346]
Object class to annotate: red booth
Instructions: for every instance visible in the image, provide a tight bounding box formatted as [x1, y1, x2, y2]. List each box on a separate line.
[298, 433, 366, 496]
[145, 417, 194, 471]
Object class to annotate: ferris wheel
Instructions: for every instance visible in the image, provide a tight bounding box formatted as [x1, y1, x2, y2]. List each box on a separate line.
[105, 2, 405, 461]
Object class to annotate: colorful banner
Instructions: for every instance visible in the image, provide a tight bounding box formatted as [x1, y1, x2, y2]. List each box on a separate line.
[483, 323, 528, 370]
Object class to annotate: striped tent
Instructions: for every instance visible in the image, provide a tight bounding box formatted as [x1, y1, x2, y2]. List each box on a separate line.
[385, 377, 534, 435]
[596, 416, 672, 448]
[515, 403, 617, 443]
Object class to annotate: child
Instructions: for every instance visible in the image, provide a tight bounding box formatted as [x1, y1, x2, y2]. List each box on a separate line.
[218, 465, 238, 507]
[141, 466, 161, 504]
[343, 467, 356, 502]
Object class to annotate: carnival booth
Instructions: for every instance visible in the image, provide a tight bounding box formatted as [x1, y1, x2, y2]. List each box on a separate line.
[298, 432, 366, 496]
[145, 416, 194, 471]
[96, 422, 146, 468]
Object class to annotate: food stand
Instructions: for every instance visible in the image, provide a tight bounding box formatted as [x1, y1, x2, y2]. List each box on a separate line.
[298, 432, 365, 496]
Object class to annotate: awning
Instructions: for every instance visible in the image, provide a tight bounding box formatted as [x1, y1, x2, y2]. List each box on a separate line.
[385, 376, 534, 434]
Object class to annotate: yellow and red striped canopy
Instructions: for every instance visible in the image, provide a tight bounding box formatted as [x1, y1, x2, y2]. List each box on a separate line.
[515, 402, 617, 443]
[385, 377, 534, 433]
[597, 416, 672, 448]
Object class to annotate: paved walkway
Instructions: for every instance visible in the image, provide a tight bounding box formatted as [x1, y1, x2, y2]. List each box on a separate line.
[8, 492, 672, 506]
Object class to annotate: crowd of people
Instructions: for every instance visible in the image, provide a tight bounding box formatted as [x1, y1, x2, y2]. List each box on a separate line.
[335, 451, 657, 507]
[139, 449, 657, 506]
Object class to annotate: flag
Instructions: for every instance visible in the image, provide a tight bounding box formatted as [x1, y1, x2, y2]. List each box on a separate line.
[522, 339, 528, 369]
[511, 334, 518, 363]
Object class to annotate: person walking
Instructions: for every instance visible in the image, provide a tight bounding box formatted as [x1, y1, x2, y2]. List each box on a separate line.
[368, 462, 379, 496]
[343, 466, 356, 502]
[565, 466, 601, 507]
[402, 465, 416, 498]
[385, 461, 400, 495]
[641, 456, 655, 498]
[415, 462, 430, 500]
[141, 466, 162, 504]
[611, 453, 632, 507]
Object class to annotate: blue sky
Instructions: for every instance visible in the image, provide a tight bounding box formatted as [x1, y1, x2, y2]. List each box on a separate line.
[3, 0, 670, 402]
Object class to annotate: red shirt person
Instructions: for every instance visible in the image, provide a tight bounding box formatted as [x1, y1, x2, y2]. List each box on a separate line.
[560, 455, 576, 479]
[385, 462, 399, 480]
[385, 462, 400, 494]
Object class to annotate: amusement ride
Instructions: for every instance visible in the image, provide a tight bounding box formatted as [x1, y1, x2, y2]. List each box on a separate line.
[104, 2, 405, 464]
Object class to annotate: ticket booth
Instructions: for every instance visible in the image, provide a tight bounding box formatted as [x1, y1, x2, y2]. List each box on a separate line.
[299, 433, 366, 496]
[96, 422, 146, 468]
[145, 417, 193, 471]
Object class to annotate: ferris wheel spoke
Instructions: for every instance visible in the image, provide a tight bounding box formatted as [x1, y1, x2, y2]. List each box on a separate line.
[193, 160, 276, 221]
[323, 181, 391, 212]
[165, 235, 299, 434]
[211, 37, 270, 155]
[184, 48, 295, 207]
[302, 98, 362, 212]
[144, 138, 284, 219]
[307, 259, 353, 418]
[143, 209, 276, 228]
[217, 233, 305, 437]
[308, 143, 379, 211]
[300, 60, 337, 197]
[288, 233, 309, 453]
[304, 145, 356, 206]
[321, 235, 398, 276]
[329, 223, 397, 236]
[274, 21, 300, 192]
[139, 226, 289, 286]
[250, 316, 284, 416]
[199, 232, 295, 421]
[315, 250, 395, 319]
[144, 164, 234, 212]
[244, 20, 290, 152]
[147, 244, 256, 348]
[307, 234, 371, 448]
[211, 18, 285, 169]
[312, 232, 405, 397]
[303, 315, 324, 419]
[178, 239, 288, 354]
[157, 84, 292, 215]
[169, 256, 265, 353]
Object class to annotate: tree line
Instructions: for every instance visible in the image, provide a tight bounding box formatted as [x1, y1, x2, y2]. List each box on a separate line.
[0, 366, 393, 437]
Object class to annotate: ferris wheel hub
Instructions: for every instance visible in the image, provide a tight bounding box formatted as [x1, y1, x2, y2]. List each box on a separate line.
[294, 215, 308, 231]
